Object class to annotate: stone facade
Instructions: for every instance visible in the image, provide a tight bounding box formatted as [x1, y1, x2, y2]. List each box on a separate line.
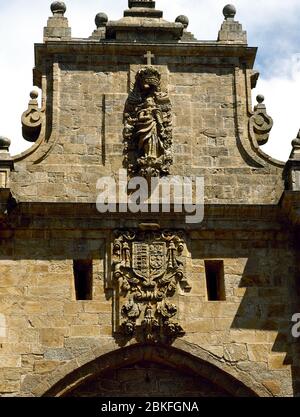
[0, 1, 300, 397]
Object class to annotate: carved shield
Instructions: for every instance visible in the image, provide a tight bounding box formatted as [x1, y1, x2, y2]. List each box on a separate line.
[149, 242, 166, 272]
[132, 241, 167, 279]
[132, 242, 149, 279]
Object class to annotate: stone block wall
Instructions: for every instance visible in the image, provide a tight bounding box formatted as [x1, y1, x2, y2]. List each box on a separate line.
[0, 211, 298, 396]
[11, 58, 283, 205]
[2, 0, 299, 399]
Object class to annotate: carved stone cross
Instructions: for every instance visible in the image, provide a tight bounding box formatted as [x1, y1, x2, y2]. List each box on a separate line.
[144, 51, 155, 66]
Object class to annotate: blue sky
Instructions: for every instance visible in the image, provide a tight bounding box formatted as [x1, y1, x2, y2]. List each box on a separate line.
[1, 0, 300, 160]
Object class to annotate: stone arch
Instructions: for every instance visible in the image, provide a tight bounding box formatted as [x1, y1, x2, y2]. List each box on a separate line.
[29, 340, 270, 397]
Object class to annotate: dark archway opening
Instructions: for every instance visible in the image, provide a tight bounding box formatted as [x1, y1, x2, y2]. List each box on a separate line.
[43, 344, 259, 397]
[65, 360, 229, 397]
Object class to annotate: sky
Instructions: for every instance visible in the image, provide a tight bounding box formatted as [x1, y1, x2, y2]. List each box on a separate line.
[0, 0, 300, 161]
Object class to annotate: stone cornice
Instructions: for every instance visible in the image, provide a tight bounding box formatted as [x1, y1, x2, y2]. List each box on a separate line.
[6, 202, 283, 225]
[34, 41, 257, 71]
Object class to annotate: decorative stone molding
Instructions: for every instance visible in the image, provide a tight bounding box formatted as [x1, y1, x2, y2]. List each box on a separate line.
[111, 229, 191, 342]
[249, 95, 273, 146]
[123, 66, 173, 178]
[21, 90, 44, 143]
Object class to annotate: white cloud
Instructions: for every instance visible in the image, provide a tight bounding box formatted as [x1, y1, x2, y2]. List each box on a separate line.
[0, 0, 300, 161]
[253, 55, 300, 161]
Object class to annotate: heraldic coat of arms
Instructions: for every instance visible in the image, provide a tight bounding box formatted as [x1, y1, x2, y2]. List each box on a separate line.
[112, 229, 191, 342]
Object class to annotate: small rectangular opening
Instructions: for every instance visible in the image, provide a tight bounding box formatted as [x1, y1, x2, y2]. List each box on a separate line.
[205, 260, 226, 301]
[73, 260, 93, 300]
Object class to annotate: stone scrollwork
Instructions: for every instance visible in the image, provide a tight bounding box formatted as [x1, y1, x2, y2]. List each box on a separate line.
[112, 229, 190, 342]
[123, 67, 173, 178]
[21, 90, 45, 143]
[249, 94, 273, 146]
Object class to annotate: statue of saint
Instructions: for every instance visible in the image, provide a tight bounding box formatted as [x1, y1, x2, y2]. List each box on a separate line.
[123, 67, 173, 177]
[136, 96, 165, 160]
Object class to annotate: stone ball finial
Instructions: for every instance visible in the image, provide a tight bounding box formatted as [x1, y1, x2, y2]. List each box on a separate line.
[0, 136, 11, 150]
[256, 94, 265, 104]
[30, 90, 39, 100]
[175, 15, 189, 29]
[50, 1, 67, 16]
[292, 130, 300, 147]
[95, 12, 108, 28]
[223, 4, 236, 19]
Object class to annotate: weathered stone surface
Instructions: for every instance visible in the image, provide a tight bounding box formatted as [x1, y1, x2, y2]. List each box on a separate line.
[43, 3, 71, 41]
[218, 5, 247, 44]
[112, 229, 190, 342]
[268, 354, 288, 370]
[39, 329, 66, 348]
[249, 95, 273, 146]
[0, 0, 298, 399]
[44, 349, 73, 361]
[262, 379, 282, 395]
[224, 344, 248, 362]
[34, 360, 63, 374]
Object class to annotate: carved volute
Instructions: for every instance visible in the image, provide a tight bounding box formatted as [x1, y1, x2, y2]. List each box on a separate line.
[249, 94, 273, 146]
[21, 90, 44, 143]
